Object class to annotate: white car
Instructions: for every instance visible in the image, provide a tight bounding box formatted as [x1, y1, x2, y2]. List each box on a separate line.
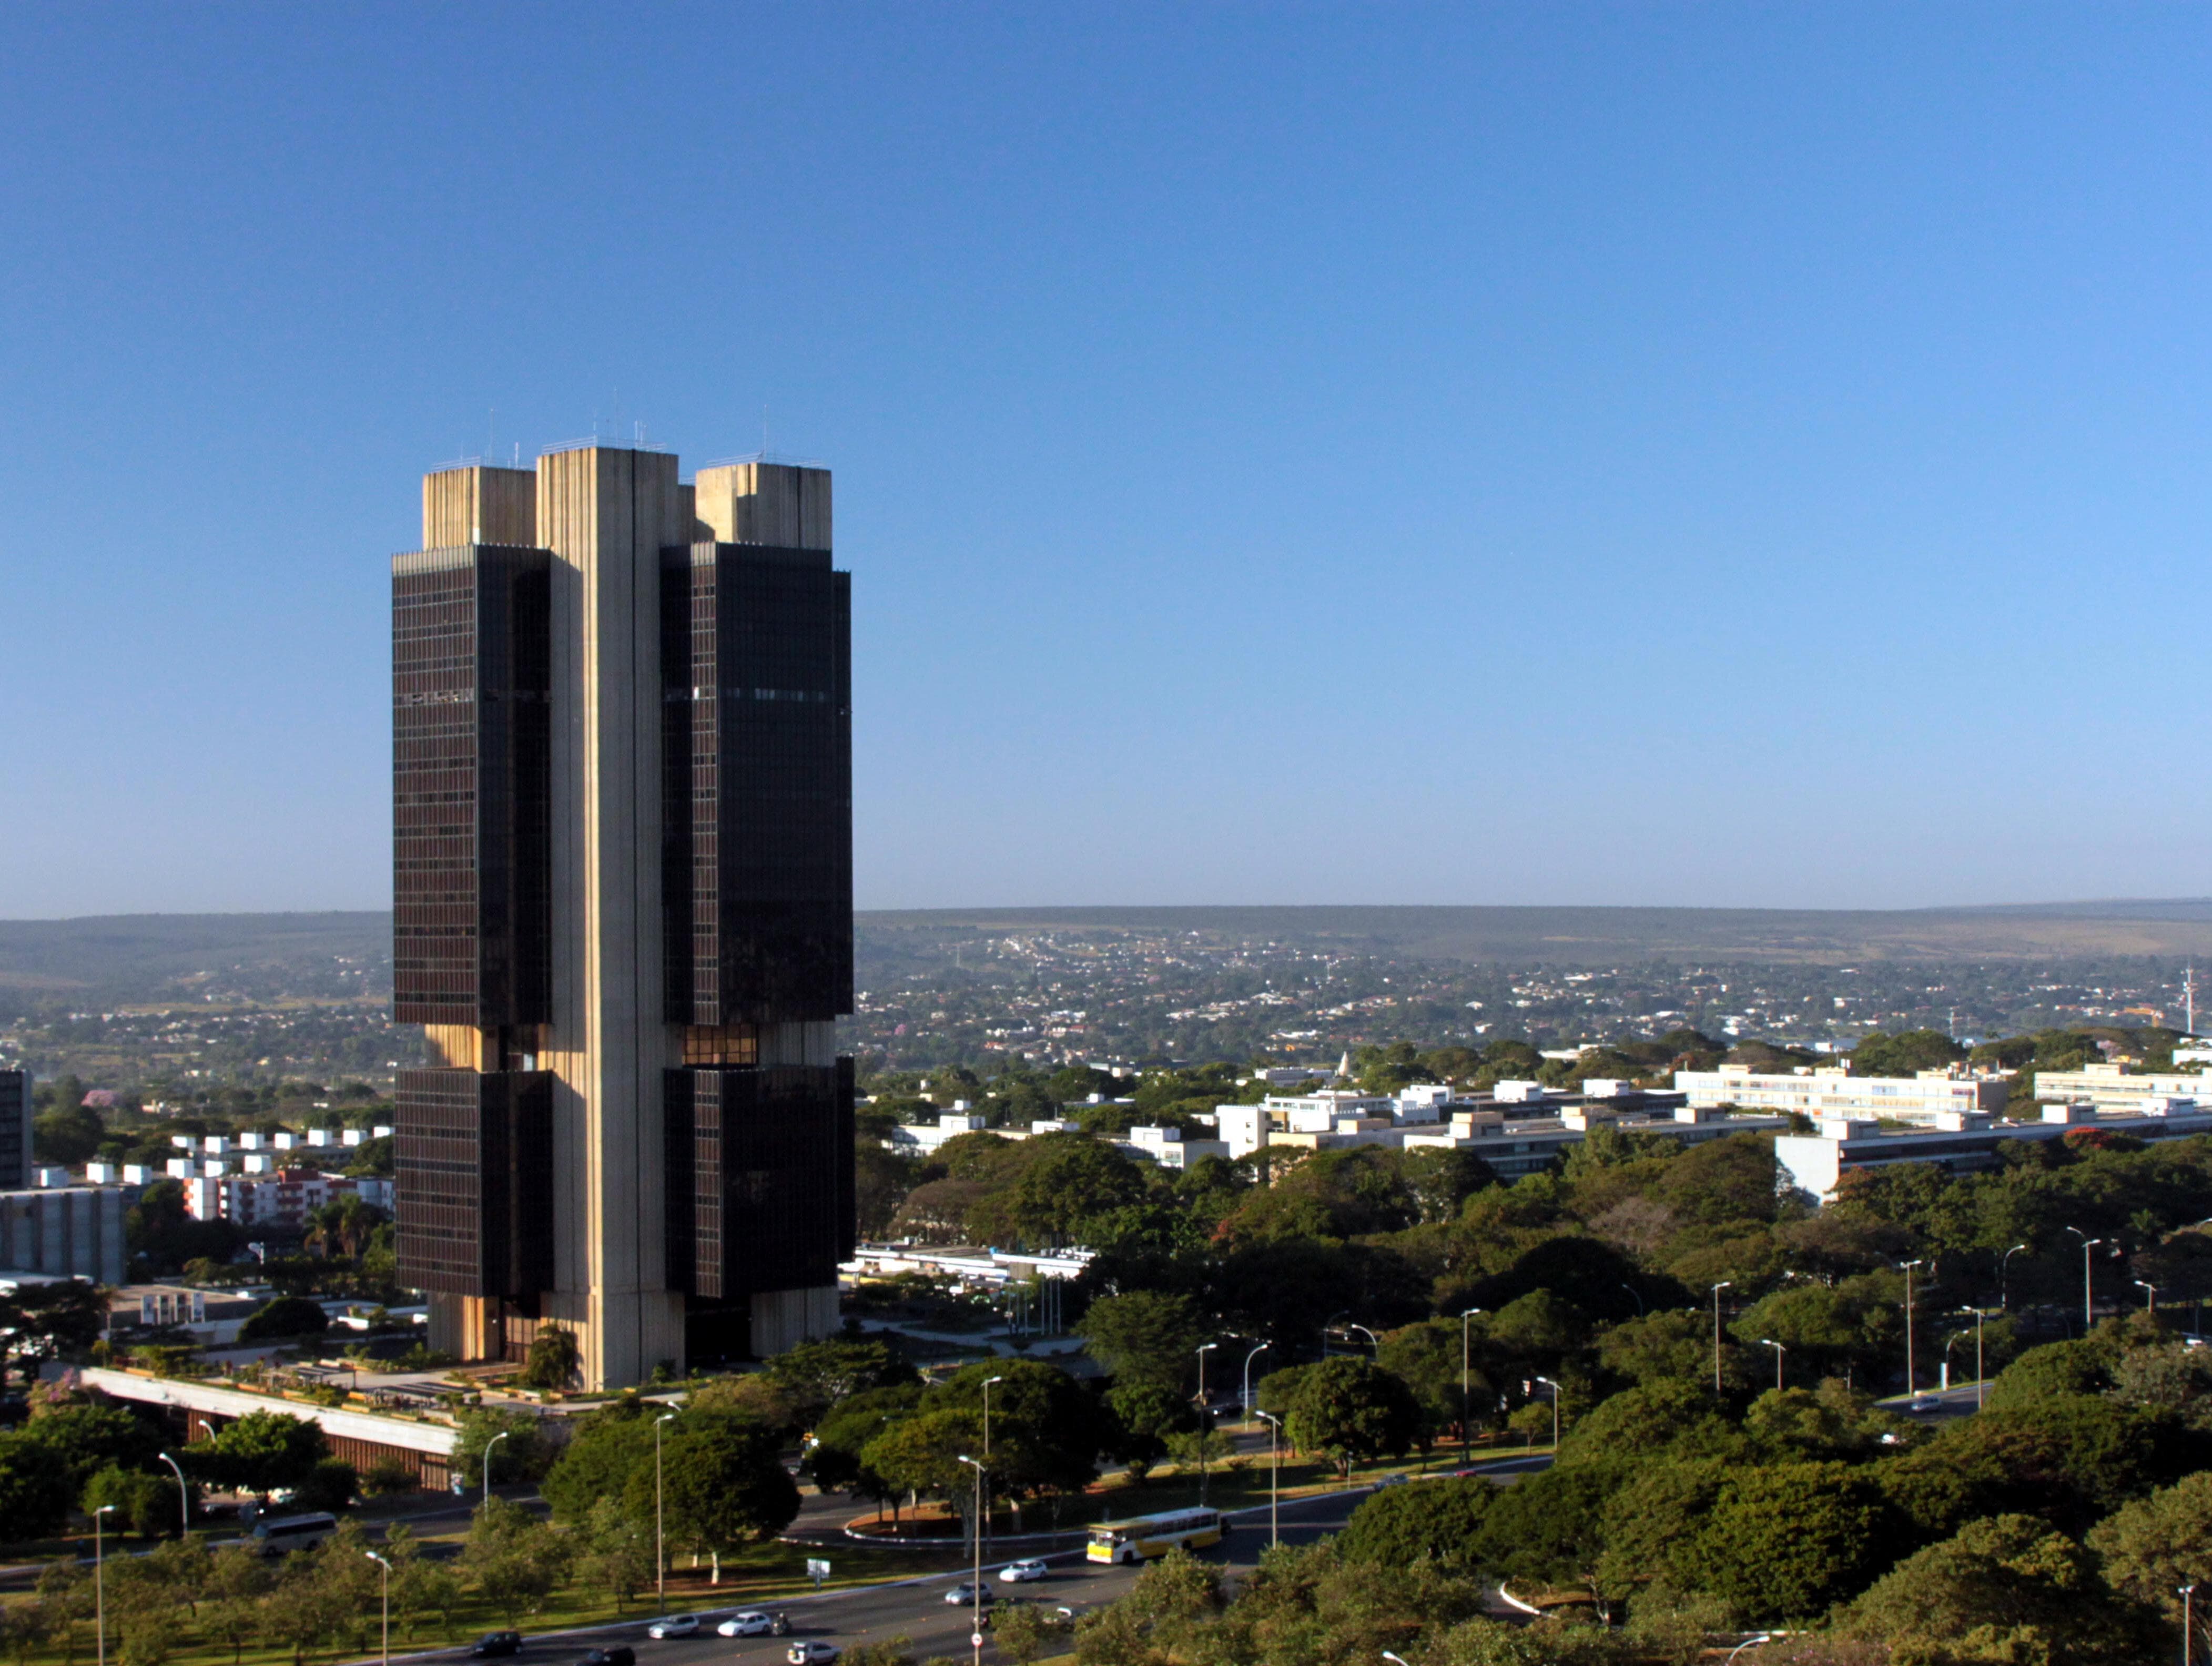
[717, 1615, 775, 1638]
[943, 1583, 995, 1606]
[787, 1646, 839, 1665]
[999, 1559, 1049, 1584]
[645, 1617, 699, 1640]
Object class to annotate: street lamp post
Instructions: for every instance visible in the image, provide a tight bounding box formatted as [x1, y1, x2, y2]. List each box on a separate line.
[1253, 1410, 1283, 1548]
[1957, 1307, 1987, 1408]
[1900, 1260, 1925, 1396]
[483, 1429, 511, 1504]
[1345, 1323, 1379, 1353]
[1758, 1338, 1786, 1392]
[1534, 1376, 1561, 1450]
[2138, 1279, 2160, 1314]
[2001, 1243, 2030, 1311]
[654, 1413, 676, 1614]
[1724, 1637, 1774, 1664]
[980, 1374, 1005, 1551]
[157, 1451, 189, 1537]
[2184, 1582, 2198, 1666]
[366, 1552, 391, 1666]
[2066, 1228, 2106, 1331]
[957, 1457, 987, 1666]
[1710, 1282, 1732, 1391]
[94, 1503, 115, 1666]
[1241, 1342, 1270, 1427]
[1383, 1652, 1412, 1666]
[1194, 1344, 1219, 1504]
[1619, 1284, 1645, 1316]
[1460, 1307, 1484, 1462]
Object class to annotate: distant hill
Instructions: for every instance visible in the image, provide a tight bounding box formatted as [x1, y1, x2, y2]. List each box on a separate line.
[4, 900, 2211, 1002]
[855, 901, 2212, 965]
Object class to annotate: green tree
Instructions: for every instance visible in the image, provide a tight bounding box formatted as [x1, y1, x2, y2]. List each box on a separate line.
[453, 1407, 547, 1488]
[237, 1296, 329, 1344]
[1077, 1290, 1204, 1393]
[633, 1412, 800, 1578]
[1336, 1476, 1499, 1570]
[1474, 1462, 1629, 1618]
[34, 1095, 104, 1166]
[541, 1399, 656, 1525]
[578, 1495, 653, 1612]
[1377, 1318, 1488, 1449]
[1284, 1357, 1420, 1478]
[0, 1283, 110, 1389]
[1841, 1512, 2160, 1664]
[2087, 1469, 2212, 1627]
[461, 1496, 571, 1626]
[1696, 1462, 1896, 1623]
[805, 1384, 920, 1503]
[517, 1326, 580, 1390]
[762, 1336, 918, 1430]
[17, 1403, 164, 1487]
[190, 1410, 327, 1499]
[82, 1466, 172, 1537]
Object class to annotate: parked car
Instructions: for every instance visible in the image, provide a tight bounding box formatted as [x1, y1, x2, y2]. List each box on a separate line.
[470, 1635, 525, 1659]
[786, 1644, 839, 1665]
[717, 1614, 776, 1638]
[577, 1648, 635, 1666]
[646, 1617, 700, 1640]
[999, 1559, 1049, 1584]
[944, 1583, 998, 1606]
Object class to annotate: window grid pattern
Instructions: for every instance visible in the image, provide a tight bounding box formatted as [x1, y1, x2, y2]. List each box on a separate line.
[664, 1060, 855, 1301]
[661, 544, 853, 1028]
[393, 546, 551, 1027]
[395, 1068, 553, 1299]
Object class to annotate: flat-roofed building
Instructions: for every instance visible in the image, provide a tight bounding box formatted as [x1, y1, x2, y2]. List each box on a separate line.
[2029, 1063, 2212, 1110]
[1777, 1101, 2212, 1200]
[1675, 1064, 2006, 1124]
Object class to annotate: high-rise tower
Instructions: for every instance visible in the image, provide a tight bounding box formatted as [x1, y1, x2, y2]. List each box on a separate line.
[392, 444, 854, 1388]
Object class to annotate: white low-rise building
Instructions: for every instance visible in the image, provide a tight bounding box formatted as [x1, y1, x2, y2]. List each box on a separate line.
[2030, 1063, 2212, 1110]
[1115, 1125, 1231, 1169]
[1777, 1101, 2212, 1200]
[1399, 1104, 1790, 1178]
[1675, 1064, 2007, 1124]
[182, 1170, 393, 1228]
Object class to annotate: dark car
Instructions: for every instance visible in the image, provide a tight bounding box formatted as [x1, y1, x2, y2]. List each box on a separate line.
[470, 1635, 524, 1659]
[578, 1649, 635, 1666]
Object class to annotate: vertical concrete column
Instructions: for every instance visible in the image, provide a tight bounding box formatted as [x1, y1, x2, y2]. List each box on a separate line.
[536, 446, 688, 1387]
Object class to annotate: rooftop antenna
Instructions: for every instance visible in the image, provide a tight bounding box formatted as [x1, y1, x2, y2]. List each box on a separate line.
[2188, 964, 2198, 1035]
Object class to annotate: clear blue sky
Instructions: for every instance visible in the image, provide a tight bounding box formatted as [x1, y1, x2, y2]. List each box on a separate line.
[2, 5, 2207, 917]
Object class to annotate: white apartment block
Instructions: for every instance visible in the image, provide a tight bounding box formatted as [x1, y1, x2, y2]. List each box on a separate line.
[1674, 1065, 2007, 1124]
[1114, 1125, 1231, 1169]
[2030, 1063, 2212, 1110]
[182, 1169, 394, 1229]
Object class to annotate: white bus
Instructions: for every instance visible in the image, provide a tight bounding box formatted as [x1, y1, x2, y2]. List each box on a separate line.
[1086, 1507, 1223, 1565]
[251, 1512, 338, 1555]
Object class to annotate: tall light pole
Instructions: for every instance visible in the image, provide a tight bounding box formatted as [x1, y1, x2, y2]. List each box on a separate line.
[1194, 1343, 1219, 1504]
[483, 1429, 511, 1504]
[1460, 1308, 1484, 1462]
[1241, 1342, 1270, 1426]
[2138, 1279, 2160, 1313]
[1534, 1376, 1561, 1450]
[654, 1412, 675, 1614]
[1345, 1323, 1379, 1353]
[1957, 1307, 1986, 1408]
[366, 1552, 391, 1666]
[2001, 1243, 2030, 1311]
[1758, 1338, 1786, 1392]
[1253, 1410, 1282, 1549]
[979, 1374, 1005, 1552]
[1900, 1261, 1925, 1395]
[157, 1451, 189, 1537]
[957, 1456, 987, 1666]
[93, 1503, 115, 1666]
[2066, 1228, 2106, 1331]
[2184, 1582, 2198, 1666]
[1710, 1282, 1732, 1391]
[981, 1375, 1006, 1456]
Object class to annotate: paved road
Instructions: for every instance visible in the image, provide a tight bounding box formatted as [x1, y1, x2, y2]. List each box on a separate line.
[404, 1484, 1400, 1666]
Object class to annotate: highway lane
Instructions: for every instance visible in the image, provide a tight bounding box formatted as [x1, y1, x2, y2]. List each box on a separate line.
[424, 1485, 1393, 1666]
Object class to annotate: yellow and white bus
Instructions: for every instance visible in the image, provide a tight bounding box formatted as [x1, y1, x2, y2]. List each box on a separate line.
[1086, 1507, 1224, 1565]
